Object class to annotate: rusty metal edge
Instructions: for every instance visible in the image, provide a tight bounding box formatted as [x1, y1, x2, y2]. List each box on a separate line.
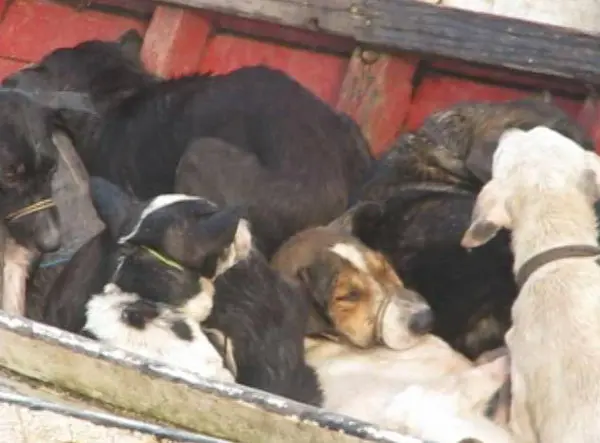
[0, 390, 231, 443]
[0, 312, 429, 443]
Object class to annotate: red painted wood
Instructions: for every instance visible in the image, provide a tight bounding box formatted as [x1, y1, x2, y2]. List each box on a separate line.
[430, 60, 586, 96]
[0, 0, 147, 62]
[198, 33, 347, 105]
[141, 6, 213, 78]
[0, 58, 27, 80]
[337, 50, 418, 156]
[405, 74, 583, 130]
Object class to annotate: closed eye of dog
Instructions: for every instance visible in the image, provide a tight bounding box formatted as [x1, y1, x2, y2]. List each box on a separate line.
[337, 289, 362, 302]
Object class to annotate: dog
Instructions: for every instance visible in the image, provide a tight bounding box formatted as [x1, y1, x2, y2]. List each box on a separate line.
[0, 88, 96, 316]
[6, 30, 373, 258]
[41, 177, 322, 406]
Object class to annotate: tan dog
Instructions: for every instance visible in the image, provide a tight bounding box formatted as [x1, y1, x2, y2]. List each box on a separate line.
[272, 203, 513, 443]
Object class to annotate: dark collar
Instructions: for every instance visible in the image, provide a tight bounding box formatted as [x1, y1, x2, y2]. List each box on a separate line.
[515, 245, 600, 289]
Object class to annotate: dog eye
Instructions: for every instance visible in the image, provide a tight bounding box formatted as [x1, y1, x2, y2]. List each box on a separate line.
[337, 289, 362, 302]
[3, 164, 24, 185]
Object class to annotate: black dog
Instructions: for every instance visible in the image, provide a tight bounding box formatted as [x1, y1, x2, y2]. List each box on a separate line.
[6, 30, 373, 258]
[0, 88, 94, 315]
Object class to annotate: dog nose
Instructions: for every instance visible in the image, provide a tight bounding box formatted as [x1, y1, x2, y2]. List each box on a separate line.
[35, 218, 61, 253]
[408, 308, 434, 335]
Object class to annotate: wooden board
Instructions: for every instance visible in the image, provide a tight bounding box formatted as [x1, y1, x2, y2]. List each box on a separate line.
[0, 312, 425, 443]
[157, 0, 600, 84]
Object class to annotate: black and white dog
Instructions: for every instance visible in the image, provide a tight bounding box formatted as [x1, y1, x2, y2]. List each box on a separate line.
[42, 177, 322, 405]
[4, 30, 373, 258]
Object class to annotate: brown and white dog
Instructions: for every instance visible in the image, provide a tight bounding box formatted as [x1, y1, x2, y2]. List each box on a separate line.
[271, 202, 513, 443]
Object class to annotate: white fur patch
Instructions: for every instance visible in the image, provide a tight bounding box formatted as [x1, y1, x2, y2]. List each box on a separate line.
[118, 194, 214, 244]
[216, 218, 253, 276]
[2, 238, 34, 316]
[84, 283, 234, 383]
[330, 243, 368, 272]
[181, 277, 215, 321]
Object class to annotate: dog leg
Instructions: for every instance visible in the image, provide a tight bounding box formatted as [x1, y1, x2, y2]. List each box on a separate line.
[2, 239, 34, 316]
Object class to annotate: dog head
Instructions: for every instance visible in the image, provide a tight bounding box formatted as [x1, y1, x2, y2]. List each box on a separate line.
[413, 97, 593, 186]
[462, 126, 600, 248]
[0, 90, 65, 253]
[271, 201, 433, 350]
[89, 177, 252, 318]
[3, 30, 150, 123]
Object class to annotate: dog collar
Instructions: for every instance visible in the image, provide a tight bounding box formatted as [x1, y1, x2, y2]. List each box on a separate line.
[515, 245, 600, 289]
[5, 198, 55, 223]
[140, 245, 184, 272]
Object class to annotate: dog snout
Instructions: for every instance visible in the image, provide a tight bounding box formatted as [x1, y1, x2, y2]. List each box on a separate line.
[408, 308, 434, 335]
[34, 210, 61, 252]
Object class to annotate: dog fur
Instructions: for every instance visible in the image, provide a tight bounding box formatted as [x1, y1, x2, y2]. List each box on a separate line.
[6, 30, 373, 258]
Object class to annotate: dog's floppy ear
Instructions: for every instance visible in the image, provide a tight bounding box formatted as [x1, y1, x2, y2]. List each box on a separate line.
[583, 151, 600, 200]
[465, 139, 496, 184]
[461, 180, 510, 249]
[328, 201, 383, 238]
[297, 261, 338, 338]
[89, 176, 143, 240]
[117, 29, 144, 62]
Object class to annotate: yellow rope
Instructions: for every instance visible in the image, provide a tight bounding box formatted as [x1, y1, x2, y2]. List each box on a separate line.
[6, 198, 56, 222]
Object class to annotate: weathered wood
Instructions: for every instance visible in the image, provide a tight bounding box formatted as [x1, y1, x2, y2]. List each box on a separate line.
[442, 0, 600, 35]
[0, 313, 424, 443]
[157, 0, 600, 84]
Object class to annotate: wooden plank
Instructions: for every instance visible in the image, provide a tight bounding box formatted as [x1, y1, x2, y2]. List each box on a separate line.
[0, 312, 424, 443]
[199, 33, 348, 104]
[141, 6, 213, 77]
[337, 48, 417, 155]
[157, 0, 600, 84]
[441, 0, 600, 35]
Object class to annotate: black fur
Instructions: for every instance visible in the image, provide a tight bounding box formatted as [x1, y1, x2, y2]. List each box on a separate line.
[204, 251, 323, 406]
[5, 30, 373, 257]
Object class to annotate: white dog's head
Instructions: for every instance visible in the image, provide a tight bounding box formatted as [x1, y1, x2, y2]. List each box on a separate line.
[461, 126, 600, 248]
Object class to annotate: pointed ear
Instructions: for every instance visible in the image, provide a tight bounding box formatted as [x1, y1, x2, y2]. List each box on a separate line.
[117, 29, 144, 62]
[89, 177, 142, 239]
[328, 201, 383, 237]
[163, 206, 246, 275]
[461, 180, 510, 249]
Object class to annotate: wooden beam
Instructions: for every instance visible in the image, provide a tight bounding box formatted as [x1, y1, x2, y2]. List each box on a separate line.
[157, 0, 600, 84]
[0, 313, 423, 443]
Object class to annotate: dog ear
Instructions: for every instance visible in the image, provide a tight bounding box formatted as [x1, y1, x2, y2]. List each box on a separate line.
[117, 29, 144, 62]
[583, 151, 600, 200]
[297, 263, 338, 338]
[160, 205, 247, 276]
[89, 177, 142, 240]
[461, 180, 510, 249]
[328, 201, 383, 237]
[465, 139, 496, 184]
